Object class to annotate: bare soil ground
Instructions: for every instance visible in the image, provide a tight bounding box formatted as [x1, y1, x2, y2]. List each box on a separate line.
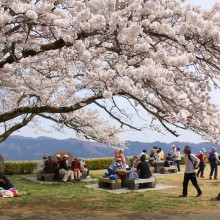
[1, 204, 220, 220]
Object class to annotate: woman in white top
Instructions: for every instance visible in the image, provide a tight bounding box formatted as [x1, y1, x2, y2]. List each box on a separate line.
[174, 148, 181, 172]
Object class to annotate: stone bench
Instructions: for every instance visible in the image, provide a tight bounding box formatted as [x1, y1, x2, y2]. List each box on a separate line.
[37, 173, 54, 181]
[150, 167, 155, 173]
[98, 178, 121, 190]
[160, 166, 178, 174]
[129, 177, 156, 190]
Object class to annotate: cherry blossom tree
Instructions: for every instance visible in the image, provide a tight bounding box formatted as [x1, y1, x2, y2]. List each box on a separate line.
[0, 0, 220, 145]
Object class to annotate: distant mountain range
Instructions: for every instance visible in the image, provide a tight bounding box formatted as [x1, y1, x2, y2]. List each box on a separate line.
[0, 135, 218, 161]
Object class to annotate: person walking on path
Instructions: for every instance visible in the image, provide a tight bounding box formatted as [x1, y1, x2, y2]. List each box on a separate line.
[179, 146, 202, 198]
[209, 147, 220, 180]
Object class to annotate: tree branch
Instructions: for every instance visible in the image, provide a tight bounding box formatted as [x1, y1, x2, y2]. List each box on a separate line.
[0, 114, 35, 143]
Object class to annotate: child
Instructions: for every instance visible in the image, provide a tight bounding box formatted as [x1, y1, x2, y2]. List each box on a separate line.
[179, 146, 202, 198]
[0, 174, 21, 197]
[0, 174, 14, 190]
[71, 158, 81, 181]
[108, 159, 122, 175]
[131, 156, 139, 169]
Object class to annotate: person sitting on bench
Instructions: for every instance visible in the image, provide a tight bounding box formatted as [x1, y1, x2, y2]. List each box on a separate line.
[137, 155, 151, 179]
[59, 155, 75, 183]
[164, 153, 173, 167]
[43, 156, 56, 174]
[108, 159, 122, 176]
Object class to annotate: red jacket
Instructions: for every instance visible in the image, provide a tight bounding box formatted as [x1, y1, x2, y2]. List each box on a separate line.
[71, 161, 80, 170]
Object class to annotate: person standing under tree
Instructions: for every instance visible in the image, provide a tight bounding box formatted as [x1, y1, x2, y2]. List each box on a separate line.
[179, 146, 202, 198]
[175, 148, 181, 172]
[209, 147, 220, 180]
[196, 149, 206, 178]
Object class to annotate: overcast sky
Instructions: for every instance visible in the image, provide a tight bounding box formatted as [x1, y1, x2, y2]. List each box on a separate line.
[11, 0, 220, 144]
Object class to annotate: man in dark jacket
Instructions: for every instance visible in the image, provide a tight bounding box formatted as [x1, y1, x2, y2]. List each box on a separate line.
[43, 156, 57, 173]
[59, 155, 74, 182]
[137, 155, 151, 179]
[0, 174, 14, 190]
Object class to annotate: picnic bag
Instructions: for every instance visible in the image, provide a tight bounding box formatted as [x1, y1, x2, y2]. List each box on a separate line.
[129, 171, 139, 180]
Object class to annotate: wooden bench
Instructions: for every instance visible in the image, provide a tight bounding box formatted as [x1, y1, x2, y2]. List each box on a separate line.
[129, 177, 156, 190]
[98, 178, 121, 190]
[160, 166, 178, 174]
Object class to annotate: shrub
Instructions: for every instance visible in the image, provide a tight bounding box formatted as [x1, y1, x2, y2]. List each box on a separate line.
[85, 158, 114, 170]
[5, 161, 37, 175]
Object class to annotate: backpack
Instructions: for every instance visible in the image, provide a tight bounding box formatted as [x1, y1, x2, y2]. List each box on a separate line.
[188, 154, 199, 169]
[110, 174, 117, 180]
[208, 152, 216, 162]
[129, 171, 139, 180]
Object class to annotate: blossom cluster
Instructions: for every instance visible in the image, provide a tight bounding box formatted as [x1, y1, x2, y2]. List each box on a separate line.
[0, 0, 220, 144]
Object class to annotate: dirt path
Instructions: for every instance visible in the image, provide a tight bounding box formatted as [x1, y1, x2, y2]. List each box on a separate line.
[1, 205, 220, 220]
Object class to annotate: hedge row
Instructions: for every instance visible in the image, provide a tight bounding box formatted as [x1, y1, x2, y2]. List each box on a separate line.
[4, 161, 37, 175]
[3, 158, 113, 174]
[2, 156, 201, 175]
[85, 158, 114, 170]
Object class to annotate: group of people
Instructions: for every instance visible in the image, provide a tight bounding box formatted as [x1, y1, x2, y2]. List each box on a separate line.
[105, 149, 152, 180]
[37, 154, 89, 183]
[105, 145, 220, 200]
[178, 146, 219, 199]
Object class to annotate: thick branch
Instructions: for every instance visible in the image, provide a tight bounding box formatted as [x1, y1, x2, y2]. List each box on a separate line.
[0, 114, 35, 143]
[0, 95, 103, 123]
[0, 31, 101, 69]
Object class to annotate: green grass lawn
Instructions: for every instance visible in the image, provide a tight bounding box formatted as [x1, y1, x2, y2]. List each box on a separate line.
[1, 166, 220, 212]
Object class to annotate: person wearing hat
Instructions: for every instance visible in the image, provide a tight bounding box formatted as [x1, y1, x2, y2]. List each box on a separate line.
[59, 155, 75, 183]
[56, 154, 62, 165]
[209, 147, 220, 180]
[171, 144, 177, 162]
[37, 155, 47, 180]
[196, 148, 206, 178]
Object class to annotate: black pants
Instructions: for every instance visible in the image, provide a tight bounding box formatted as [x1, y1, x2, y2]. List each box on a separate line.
[176, 160, 181, 172]
[182, 173, 202, 196]
[210, 162, 218, 179]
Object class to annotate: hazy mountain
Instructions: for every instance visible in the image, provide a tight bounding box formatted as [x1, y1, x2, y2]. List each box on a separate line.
[0, 135, 218, 161]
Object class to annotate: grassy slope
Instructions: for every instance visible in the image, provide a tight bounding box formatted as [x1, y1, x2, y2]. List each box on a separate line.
[0, 165, 220, 211]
